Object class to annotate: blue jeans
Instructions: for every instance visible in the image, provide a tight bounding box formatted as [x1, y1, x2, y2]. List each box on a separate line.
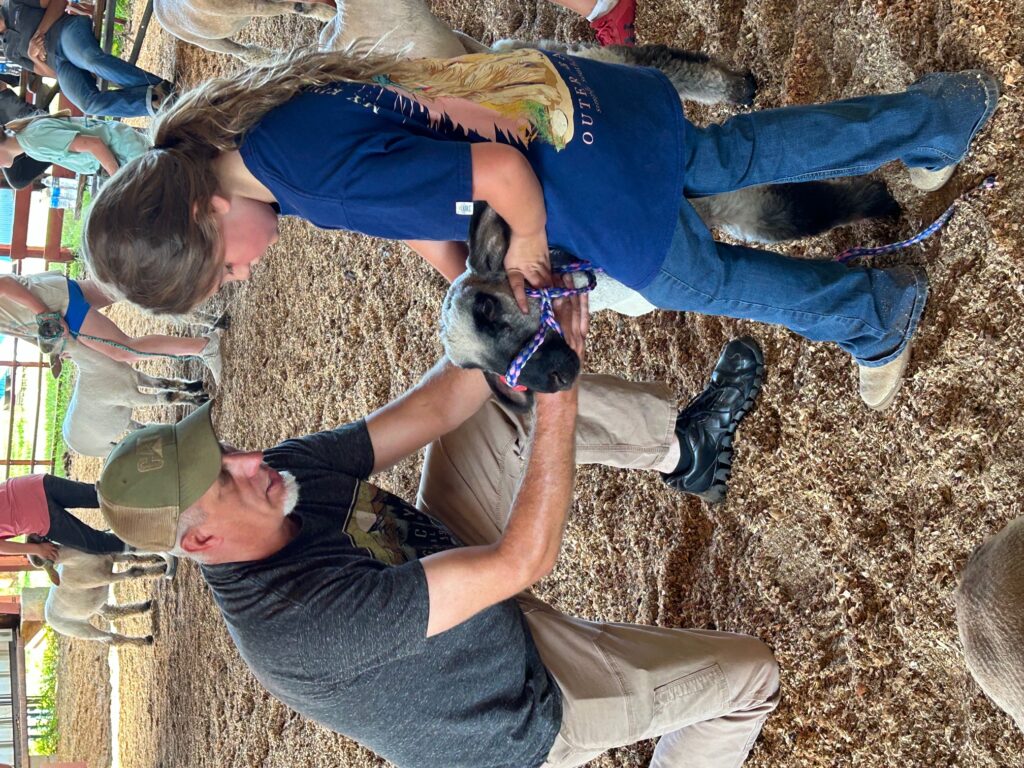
[641, 71, 998, 365]
[50, 16, 166, 118]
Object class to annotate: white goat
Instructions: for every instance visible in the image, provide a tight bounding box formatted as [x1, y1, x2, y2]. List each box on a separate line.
[61, 339, 208, 458]
[28, 546, 169, 646]
[318, 0, 488, 58]
[955, 516, 1024, 732]
[154, 0, 337, 63]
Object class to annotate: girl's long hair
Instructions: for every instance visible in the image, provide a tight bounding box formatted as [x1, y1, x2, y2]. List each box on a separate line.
[83, 45, 412, 315]
[4, 110, 74, 134]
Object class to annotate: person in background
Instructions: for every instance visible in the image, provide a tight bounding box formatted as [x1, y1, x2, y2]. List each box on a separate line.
[0, 108, 148, 175]
[0, 0, 173, 117]
[550, 0, 636, 46]
[0, 271, 223, 382]
[0, 472, 125, 559]
[0, 80, 48, 188]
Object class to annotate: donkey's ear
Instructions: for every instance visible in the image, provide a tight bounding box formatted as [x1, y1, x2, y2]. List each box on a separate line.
[467, 203, 511, 275]
[483, 372, 535, 413]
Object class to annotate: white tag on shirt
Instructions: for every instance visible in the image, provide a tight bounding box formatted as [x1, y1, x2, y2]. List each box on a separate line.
[455, 202, 474, 215]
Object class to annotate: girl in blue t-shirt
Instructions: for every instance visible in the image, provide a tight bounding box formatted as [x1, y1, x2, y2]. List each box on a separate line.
[81, 48, 997, 408]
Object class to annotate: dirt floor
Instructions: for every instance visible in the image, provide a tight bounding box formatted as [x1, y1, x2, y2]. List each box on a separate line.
[52, 0, 1024, 766]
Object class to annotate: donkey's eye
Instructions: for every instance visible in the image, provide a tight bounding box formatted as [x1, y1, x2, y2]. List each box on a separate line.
[473, 293, 501, 324]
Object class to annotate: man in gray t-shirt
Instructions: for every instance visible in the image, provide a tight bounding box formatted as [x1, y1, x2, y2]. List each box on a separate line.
[97, 317, 779, 767]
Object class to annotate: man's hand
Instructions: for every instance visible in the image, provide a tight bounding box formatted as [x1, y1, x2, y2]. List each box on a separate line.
[505, 230, 552, 314]
[551, 272, 588, 365]
[28, 36, 47, 63]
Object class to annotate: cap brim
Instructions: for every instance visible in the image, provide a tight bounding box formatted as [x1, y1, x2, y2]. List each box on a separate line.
[174, 401, 223, 511]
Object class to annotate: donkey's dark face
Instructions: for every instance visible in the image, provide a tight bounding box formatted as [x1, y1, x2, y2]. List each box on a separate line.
[440, 205, 580, 395]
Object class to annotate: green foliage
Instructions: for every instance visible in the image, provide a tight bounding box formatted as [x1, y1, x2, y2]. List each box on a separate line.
[59, 190, 90, 252]
[31, 627, 60, 755]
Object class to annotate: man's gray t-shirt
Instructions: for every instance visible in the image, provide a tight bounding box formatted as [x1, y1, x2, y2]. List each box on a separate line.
[201, 422, 562, 768]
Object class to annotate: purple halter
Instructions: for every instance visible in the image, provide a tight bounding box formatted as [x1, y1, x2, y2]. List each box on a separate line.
[503, 261, 603, 390]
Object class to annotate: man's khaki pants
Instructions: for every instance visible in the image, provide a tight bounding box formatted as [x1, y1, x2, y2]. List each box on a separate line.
[416, 375, 781, 768]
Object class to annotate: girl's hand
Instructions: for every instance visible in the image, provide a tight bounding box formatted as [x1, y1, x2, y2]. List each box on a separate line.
[30, 541, 59, 562]
[504, 230, 552, 313]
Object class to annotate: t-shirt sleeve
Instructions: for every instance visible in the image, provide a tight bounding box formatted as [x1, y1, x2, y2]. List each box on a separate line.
[268, 420, 375, 480]
[16, 120, 79, 162]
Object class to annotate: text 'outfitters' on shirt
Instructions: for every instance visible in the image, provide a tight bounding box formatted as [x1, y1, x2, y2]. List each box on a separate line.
[239, 49, 687, 289]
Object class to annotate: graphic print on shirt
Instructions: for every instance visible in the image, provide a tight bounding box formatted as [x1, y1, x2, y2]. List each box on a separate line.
[311, 49, 603, 151]
[342, 481, 461, 564]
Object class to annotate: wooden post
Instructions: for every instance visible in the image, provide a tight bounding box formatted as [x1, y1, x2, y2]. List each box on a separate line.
[0, 556, 31, 573]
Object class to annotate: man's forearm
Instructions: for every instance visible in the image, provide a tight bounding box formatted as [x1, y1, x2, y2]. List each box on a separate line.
[496, 389, 578, 580]
[367, 359, 493, 474]
[33, 0, 67, 38]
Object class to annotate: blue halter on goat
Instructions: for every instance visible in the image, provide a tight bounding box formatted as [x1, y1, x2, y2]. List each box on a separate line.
[503, 261, 602, 390]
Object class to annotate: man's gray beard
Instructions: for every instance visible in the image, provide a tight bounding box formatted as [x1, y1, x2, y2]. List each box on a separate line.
[279, 470, 300, 516]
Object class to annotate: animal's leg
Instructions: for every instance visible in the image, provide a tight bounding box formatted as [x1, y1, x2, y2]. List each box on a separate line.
[253, 0, 333, 21]
[692, 178, 900, 243]
[110, 563, 168, 580]
[197, 35, 275, 63]
[108, 632, 155, 647]
[162, 388, 210, 406]
[575, 44, 756, 106]
[291, 0, 336, 21]
[132, 371, 208, 406]
[54, 621, 151, 645]
[100, 599, 153, 618]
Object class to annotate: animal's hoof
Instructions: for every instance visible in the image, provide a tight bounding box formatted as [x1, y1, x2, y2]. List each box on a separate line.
[729, 70, 757, 106]
[161, 554, 179, 580]
[213, 312, 231, 331]
[143, 635, 154, 645]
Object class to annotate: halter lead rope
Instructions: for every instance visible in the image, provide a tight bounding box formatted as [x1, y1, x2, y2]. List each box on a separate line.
[12, 315, 198, 362]
[836, 175, 997, 263]
[503, 262, 602, 390]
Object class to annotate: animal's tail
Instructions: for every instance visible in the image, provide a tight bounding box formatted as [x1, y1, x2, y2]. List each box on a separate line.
[694, 178, 901, 244]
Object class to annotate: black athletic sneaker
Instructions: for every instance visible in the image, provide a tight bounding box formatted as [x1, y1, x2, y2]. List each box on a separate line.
[661, 336, 765, 503]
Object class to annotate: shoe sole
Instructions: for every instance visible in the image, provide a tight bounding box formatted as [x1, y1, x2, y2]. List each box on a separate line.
[694, 337, 765, 504]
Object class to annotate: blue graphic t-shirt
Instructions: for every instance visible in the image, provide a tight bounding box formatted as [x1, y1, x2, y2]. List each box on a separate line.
[202, 422, 562, 768]
[239, 49, 686, 288]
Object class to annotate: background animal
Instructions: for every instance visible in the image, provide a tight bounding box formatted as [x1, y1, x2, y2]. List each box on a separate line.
[955, 517, 1024, 733]
[61, 339, 208, 458]
[28, 542, 170, 646]
[154, 0, 336, 63]
[319, 0, 485, 57]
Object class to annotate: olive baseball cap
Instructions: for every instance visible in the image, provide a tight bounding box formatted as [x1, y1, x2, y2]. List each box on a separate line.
[98, 402, 222, 551]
